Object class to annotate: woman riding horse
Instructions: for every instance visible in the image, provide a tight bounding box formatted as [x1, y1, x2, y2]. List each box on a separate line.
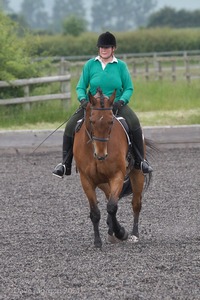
[53, 31, 153, 178]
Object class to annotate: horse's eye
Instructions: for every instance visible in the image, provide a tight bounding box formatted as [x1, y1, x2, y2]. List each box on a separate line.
[108, 120, 114, 125]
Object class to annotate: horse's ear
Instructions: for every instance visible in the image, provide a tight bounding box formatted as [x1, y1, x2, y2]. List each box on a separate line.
[109, 90, 116, 105]
[89, 92, 97, 106]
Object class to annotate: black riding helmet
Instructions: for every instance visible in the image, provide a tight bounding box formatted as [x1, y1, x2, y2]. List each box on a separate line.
[97, 31, 117, 48]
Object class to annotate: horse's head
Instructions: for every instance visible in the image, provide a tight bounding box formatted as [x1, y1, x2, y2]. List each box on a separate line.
[88, 88, 116, 161]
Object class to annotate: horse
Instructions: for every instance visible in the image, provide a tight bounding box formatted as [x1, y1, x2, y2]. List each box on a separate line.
[73, 87, 153, 248]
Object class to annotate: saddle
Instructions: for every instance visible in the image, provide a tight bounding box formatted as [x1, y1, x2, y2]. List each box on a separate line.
[115, 117, 131, 146]
[75, 118, 84, 132]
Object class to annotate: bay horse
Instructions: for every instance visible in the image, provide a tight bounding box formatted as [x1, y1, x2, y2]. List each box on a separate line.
[73, 87, 152, 248]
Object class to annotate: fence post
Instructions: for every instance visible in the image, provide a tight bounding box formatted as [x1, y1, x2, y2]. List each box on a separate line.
[24, 85, 31, 110]
[171, 59, 176, 82]
[133, 61, 137, 78]
[145, 60, 149, 81]
[158, 61, 162, 80]
[185, 58, 191, 83]
[60, 58, 71, 110]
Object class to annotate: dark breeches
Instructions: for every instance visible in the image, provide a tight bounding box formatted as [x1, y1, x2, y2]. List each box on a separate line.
[119, 105, 141, 131]
[64, 107, 84, 137]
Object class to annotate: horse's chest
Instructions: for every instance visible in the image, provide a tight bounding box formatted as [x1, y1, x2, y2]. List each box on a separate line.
[87, 162, 111, 183]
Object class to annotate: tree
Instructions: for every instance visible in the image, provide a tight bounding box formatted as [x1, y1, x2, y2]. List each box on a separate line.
[8, 13, 29, 36]
[147, 7, 200, 28]
[91, 0, 157, 32]
[131, 0, 157, 27]
[0, 11, 48, 99]
[90, 0, 114, 32]
[0, 12, 41, 80]
[147, 6, 176, 27]
[63, 15, 87, 36]
[51, 0, 85, 33]
[0, 0, 11, 12]
[20, 0, 49, 30]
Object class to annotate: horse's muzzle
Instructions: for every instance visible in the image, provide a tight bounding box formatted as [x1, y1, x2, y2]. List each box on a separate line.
[94, 153, 108, 161]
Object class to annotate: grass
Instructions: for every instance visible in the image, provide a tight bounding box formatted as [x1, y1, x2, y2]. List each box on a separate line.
[0, 78, 199, 130]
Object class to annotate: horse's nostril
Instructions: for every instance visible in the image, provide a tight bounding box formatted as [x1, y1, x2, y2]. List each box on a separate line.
[94, 153, 108, 161]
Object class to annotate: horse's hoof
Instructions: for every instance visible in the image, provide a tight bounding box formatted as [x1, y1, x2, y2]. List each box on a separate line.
[122, 230, 129, 241]
[107, 231, 128, 244]
[115, 227, 129, 241]
[94, 239, 102, 249]
[107, 234, 121, 244]
[129, 235, 139, 243]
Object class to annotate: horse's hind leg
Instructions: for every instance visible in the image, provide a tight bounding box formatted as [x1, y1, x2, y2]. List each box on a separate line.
[130, 170, 144, 242]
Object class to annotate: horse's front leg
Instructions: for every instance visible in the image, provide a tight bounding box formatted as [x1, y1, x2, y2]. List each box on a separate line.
[106, 175, 129, 242]
[80, 174, 102, 248]
[90, 204, 102, 248]
[107, 198, 128, 242]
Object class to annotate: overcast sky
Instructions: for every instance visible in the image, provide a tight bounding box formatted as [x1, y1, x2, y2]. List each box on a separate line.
[9, 0, 200, 13]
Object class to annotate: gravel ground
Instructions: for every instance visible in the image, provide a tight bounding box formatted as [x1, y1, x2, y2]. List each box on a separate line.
[0, 147, 200, 300]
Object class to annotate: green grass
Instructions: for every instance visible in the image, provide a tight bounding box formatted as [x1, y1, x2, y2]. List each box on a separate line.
[0, 78, 199, 130]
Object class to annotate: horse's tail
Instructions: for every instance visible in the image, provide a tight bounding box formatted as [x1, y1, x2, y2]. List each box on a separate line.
[144, 137, 160, 190]
[145, 137, 160, 158]
[119, 138, 160, 198]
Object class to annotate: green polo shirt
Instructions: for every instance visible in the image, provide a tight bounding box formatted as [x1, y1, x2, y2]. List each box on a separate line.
[76, 56, 134, 104]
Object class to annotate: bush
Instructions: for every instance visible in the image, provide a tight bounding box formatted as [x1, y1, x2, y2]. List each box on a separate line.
[0, 12, 50, 98]
[32, 28, 200, 57]
[62, 15, 87, 37]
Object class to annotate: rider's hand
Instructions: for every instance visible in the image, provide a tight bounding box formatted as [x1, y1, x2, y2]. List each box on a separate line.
[113, 100, 124, 114]
[80, 99, 88, 109]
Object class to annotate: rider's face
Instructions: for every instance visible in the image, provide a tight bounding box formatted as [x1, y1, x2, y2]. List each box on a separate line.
[99, 47, 115, 59]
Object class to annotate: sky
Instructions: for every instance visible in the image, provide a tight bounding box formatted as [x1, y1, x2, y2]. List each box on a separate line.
[9, 0, 200, 14]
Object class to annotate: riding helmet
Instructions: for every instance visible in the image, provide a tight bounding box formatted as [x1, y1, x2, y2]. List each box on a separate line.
[97, 31, 117, 48]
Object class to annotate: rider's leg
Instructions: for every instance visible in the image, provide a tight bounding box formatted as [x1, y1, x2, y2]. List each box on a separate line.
[52, 107, 84, 178]
[118, 105, 153, 174]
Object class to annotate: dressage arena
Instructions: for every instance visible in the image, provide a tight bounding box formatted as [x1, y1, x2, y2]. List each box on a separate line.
[1, 138, 200, 299]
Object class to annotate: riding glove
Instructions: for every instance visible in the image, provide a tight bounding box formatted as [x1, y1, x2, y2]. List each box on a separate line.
[80, 99, 88, 109]
[113, 100, 125, 114]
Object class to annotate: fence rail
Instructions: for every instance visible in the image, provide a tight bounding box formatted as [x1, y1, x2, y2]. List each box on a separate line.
[66, 54, 200, 82]
[0, 74, 71, 109]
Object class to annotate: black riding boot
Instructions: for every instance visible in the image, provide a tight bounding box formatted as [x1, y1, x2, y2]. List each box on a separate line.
[130, 127, 153, 174]
[52, 135, 73, 178]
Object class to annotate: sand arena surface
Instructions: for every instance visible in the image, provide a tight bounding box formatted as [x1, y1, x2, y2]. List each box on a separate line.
[1, 148, 199, 299]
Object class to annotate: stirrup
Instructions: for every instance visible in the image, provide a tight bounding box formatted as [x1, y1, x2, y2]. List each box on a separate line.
[52, 163, 66, 179]
[141, 160, 153, 175]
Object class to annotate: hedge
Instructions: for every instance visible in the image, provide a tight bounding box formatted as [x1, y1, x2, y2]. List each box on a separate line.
[33, 28, 200, 57]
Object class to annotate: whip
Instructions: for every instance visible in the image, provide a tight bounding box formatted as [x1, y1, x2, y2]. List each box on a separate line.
[32, 118, 69, 153]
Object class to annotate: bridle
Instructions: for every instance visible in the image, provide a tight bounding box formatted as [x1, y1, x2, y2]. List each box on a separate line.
[85, 101, 115, 145]
[89, 106, 114, 143]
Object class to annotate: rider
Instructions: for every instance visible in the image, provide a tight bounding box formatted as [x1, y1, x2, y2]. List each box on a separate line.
[53, 31, 153, 178]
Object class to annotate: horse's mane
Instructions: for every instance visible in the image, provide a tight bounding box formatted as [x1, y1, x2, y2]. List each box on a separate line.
[96, 87, 105, 108]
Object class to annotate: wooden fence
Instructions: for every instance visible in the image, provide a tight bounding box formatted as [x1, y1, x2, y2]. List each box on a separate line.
[68, 55, 200, 82]
[129, 56, 200, 82]
[0, 74, 71, 110]
[0, 52, 199, 109]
